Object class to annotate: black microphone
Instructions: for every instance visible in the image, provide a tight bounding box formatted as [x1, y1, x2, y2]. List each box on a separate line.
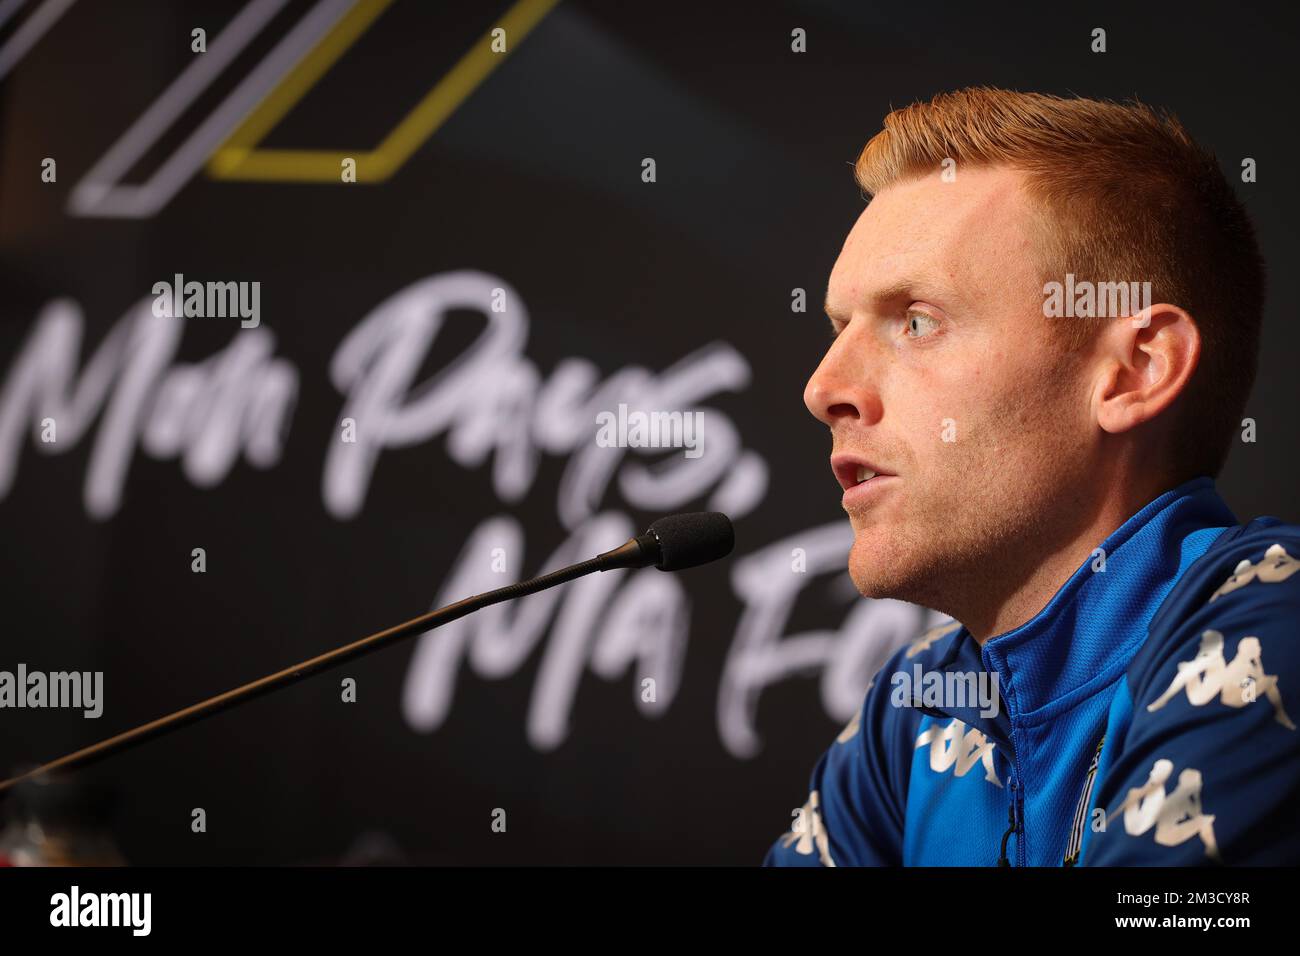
[0, 512, 736, 795]
[596, 511, 735, 571]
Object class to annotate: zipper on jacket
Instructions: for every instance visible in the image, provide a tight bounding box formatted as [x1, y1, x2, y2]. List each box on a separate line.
[1014, 780, 1026, 866]
[997, 774, 1018, 866]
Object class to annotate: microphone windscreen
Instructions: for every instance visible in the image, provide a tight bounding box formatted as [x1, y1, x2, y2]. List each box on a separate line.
[645, 512, 735, 571]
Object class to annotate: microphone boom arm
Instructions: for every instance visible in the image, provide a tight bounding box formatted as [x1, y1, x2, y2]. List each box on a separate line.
[0, 510, 731, 796]
[0, 551, 627, 796]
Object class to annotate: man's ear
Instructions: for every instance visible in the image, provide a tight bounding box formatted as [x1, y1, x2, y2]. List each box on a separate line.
[1094, 303, 1201, 435]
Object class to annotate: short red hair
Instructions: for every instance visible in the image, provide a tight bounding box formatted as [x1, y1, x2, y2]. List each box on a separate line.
[854, 87, 1266, 480]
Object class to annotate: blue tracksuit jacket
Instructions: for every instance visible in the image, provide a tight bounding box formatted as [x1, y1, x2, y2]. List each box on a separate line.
[764, 477, 1300, 866]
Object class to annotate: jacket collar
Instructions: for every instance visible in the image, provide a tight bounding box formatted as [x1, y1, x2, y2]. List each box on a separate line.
[919, 477, 1237, 752]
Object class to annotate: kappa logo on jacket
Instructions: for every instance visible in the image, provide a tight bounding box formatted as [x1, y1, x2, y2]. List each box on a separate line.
[1209, 543, 1300, 601]
[914, 718, 1002, 787]
[1147, 630, 1296, 729]
[780, 790, 836, 866]
[836, 708, 862, 744]
[1109, 758, 1220, 860]
[905, 620, 961, 659]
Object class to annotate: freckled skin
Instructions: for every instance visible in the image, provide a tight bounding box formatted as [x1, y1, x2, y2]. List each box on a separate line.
[804, 166, 1113, 640]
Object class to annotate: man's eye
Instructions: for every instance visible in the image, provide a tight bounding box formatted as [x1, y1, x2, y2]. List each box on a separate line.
[905, 310, 940, 338]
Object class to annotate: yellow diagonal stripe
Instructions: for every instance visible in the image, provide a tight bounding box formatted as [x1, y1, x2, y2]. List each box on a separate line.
[208, 0, 561, 183]
[207, 0, 395, 177]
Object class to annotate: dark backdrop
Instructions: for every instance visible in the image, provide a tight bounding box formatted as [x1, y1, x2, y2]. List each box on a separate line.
[0, 0, 1296, 864]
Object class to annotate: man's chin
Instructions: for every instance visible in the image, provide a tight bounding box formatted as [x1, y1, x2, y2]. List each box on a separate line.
[847, 537, 905, 600]
[849, 565, 904, 600]
[846, 529, 935, 604]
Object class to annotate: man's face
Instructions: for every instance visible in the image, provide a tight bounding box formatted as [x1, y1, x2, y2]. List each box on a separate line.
[805, 165, 1094, 611]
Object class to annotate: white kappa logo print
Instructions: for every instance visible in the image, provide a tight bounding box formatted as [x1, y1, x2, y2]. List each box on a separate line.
[836, 708, 861, 744]
[1147, 630, 1296, 730]
[914, 718, 1002, 787]
[905, 620, 961, 659]
[1209, 544, 1300, 602]
[1110, 758, 1220, 860]
[780, 790, 836, 866]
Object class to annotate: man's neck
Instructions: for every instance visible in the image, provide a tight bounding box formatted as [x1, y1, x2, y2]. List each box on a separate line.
[959, 479, 1173, 644]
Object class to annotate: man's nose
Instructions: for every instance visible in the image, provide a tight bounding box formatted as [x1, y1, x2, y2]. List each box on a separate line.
[803, 330, 883, 428]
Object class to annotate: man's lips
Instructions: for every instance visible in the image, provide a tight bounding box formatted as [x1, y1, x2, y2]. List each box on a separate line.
[830, 453, 896, 492]
[830, 453, 899, 509]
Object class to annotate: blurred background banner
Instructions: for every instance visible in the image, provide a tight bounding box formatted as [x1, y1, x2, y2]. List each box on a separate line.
[0, 0, 1295, 864]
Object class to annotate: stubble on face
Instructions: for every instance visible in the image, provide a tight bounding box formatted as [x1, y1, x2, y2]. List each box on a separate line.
[846, 344, 1092, 618]
[828, 168, 1099, 624]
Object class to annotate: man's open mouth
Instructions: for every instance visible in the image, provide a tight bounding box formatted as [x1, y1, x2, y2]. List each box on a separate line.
[831, 455, 895, 492]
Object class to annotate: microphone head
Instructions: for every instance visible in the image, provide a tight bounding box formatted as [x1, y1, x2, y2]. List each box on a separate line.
[644, 512, 734, 571]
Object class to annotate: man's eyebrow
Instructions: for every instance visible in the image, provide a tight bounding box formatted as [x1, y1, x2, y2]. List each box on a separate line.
[824, 278, 957, 322]
[823, 292, 850, 324]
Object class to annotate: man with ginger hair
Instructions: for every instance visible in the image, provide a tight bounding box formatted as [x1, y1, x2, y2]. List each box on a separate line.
[765, 88, 1299, 866]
